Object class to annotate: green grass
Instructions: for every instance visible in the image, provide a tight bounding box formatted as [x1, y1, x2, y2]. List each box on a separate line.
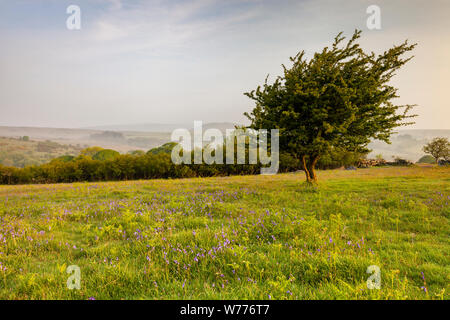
[0, 166, 448, 300]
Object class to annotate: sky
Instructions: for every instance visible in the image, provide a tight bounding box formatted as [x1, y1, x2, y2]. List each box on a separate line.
[0, 0, 449, 129]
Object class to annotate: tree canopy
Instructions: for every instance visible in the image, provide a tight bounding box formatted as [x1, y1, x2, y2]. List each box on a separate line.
[80, 146, 104, 157]
[92, 149, 120, 161]
[147, 142, 179, 155]
[245, 30, 417, 182]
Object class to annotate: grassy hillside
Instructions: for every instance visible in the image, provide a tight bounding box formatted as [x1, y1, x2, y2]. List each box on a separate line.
[0, 126, 171, 154]
[0, 137, 82, 168]
[0, 167, 448, 299]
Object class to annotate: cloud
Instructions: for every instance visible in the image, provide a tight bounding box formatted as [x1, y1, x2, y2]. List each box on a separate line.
[0, 0, 449, 128]
[106, 0, 123, 10]
[94, 20, 128, 41]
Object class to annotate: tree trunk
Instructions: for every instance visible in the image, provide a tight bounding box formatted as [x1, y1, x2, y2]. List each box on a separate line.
[301, 155, 311, 182]
[303, 155, 320, 183]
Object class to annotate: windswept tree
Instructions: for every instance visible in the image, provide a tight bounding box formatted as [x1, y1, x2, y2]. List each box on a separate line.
[423, 137, 450, 163]
[245, 30, 417, 183]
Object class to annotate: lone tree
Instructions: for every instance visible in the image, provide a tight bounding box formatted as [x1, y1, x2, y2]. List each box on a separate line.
[423, 137, 450, 163]
[245, 30, 417, 183]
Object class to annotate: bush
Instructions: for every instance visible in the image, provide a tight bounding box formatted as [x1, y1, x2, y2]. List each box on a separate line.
[0, 143, 366, 185]
[317, 148, 364, 170]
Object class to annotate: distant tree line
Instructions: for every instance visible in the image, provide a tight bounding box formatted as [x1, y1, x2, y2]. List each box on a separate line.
[0, 143, 363, 185]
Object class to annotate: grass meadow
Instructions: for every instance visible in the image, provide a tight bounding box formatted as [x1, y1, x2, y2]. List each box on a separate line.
[0, 166, 448, 300]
